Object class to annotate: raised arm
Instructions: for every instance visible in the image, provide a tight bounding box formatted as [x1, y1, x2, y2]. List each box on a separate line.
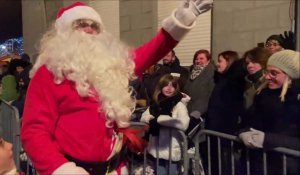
[134, 0, 213, 76]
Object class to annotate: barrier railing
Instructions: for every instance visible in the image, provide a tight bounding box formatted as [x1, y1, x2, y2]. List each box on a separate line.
[0, 99, 21, 170]
[194, 129, 300, 175]
[4, 104, 299, 175]
[129, 122, 190, 175]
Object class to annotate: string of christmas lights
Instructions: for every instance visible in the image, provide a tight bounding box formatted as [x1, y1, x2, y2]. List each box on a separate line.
[0, 37, 24, 57]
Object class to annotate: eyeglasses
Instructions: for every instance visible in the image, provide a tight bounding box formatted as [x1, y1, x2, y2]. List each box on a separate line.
[263, 69, 285, 78]
[72, 19, 101, 33]
[265, 41, 280, 48]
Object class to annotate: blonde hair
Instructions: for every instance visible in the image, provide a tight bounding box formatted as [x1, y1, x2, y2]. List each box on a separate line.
[31, 25, 136, 128]
[279, 77, 291, 102]
[256, 74, 291, 102]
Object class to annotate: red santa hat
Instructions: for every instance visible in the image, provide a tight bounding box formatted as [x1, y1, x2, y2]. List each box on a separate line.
[55, 1, 103, 32]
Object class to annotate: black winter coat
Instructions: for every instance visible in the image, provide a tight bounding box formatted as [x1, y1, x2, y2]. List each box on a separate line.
[205, 59, 247, 134]
[241, 80, 300, 150]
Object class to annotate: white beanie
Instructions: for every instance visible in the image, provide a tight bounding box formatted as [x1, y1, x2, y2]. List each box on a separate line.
[267, 50, 300, 79]
[55, 1, 103, 32]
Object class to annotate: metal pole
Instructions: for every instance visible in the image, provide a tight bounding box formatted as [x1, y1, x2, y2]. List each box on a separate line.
[296, 0, 300, 51]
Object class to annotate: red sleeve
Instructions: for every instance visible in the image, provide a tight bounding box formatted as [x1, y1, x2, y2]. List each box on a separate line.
[133, 28, 178, 77]
[21, 66, 68, 175]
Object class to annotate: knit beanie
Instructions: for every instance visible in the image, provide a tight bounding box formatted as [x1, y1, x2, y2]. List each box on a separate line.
[267, 50, 300, 79]
[55, 1, 103, 32]
[266, 35, 284, 47]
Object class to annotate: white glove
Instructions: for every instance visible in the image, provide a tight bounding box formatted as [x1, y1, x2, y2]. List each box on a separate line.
[175, 0, 213, 26]
[52, 162, 89, 175]
[140, 114, 155, 123]
[249, 128, 265, 148]
[238, 131, 255, 148]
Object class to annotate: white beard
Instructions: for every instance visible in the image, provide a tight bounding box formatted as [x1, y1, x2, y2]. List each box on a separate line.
[31, 28, 136, 128]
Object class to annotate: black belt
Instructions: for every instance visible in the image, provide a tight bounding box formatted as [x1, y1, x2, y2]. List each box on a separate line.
[64, 154, 110, 175]
[64, 148, 126, 175]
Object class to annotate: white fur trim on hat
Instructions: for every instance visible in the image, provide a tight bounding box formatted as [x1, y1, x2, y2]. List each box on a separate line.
[55, 5, 103, 32]
[162, 9, 196, 41]
[267, 50, 300, 79]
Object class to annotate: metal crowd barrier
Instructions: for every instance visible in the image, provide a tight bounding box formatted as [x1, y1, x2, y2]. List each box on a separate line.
[194, 129, 300, 175]
[19, 121, 192, 175]
[2, 103, 299, 175]
[129, 122, 191, 175]
[0, 99, 21, 170]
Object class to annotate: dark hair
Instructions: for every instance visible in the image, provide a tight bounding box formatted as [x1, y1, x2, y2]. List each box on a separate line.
[243, 47, 271, 69]
[21, 53, 31, 62]
[193, 49, 211, 65]
[152, 74, 180, 104]
[218, 50, 239, 71]
[265, 35, 284, 47]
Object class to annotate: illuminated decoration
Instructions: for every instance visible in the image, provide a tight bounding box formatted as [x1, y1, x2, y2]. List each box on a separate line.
[0, 37, 24, 57]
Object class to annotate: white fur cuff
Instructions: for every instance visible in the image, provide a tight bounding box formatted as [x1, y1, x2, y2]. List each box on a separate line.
[52, 162, 89, 175]
[162, 9, 196, 41]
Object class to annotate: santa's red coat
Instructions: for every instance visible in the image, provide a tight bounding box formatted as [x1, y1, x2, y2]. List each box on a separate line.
[21, 29, 177, 175]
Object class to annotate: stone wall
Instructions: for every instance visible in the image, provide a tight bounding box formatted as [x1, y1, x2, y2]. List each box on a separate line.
[22, 0, 296, 61]
[212, 0, 295, 59]
[119, 0, 157, 46]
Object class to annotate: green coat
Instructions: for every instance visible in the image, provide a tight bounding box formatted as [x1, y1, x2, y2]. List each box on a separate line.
[0, 75, 19, 102]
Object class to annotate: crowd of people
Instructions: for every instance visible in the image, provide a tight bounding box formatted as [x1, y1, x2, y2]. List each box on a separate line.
[134, 33, 299, 174]
[0, 53, 31, 117]
[0, 0, 299, 175]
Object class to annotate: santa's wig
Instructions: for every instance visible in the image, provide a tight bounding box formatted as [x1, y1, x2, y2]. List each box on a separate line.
[31, 25, 136, 128]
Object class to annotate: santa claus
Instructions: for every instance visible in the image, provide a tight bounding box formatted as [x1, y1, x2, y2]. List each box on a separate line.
[20, 1, 212, 174]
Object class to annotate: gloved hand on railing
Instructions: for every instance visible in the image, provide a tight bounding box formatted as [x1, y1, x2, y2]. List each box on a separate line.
[238, 131, 255, 148]
[175, 0, 213, 26]
[248, 128, 265, 148]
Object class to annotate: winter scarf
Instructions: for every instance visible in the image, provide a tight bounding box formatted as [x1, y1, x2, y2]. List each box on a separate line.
[150, 93, 183, 117]
[148, 93, 183, 136]
[190, 65, 205, 80]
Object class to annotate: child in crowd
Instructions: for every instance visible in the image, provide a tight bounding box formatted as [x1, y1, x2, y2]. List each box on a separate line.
[140, 74, 190, 175]
[0, 137, 18, 175]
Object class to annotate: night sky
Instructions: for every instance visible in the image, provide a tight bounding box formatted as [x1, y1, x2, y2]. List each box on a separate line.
[0, 0, 22, 43]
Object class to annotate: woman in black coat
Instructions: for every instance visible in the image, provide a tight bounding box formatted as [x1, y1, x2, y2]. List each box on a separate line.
[239, 50, 300, 175]
[206, 51, 246, 135]
[204, 51, 246, 175]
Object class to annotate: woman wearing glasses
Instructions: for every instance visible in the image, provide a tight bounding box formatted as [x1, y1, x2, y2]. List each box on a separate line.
[239, 50, 300, 175]
[265, 35, 284, 54]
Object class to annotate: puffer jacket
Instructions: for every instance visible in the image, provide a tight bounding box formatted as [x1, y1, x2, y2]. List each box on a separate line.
[141, 94, 190, 161]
